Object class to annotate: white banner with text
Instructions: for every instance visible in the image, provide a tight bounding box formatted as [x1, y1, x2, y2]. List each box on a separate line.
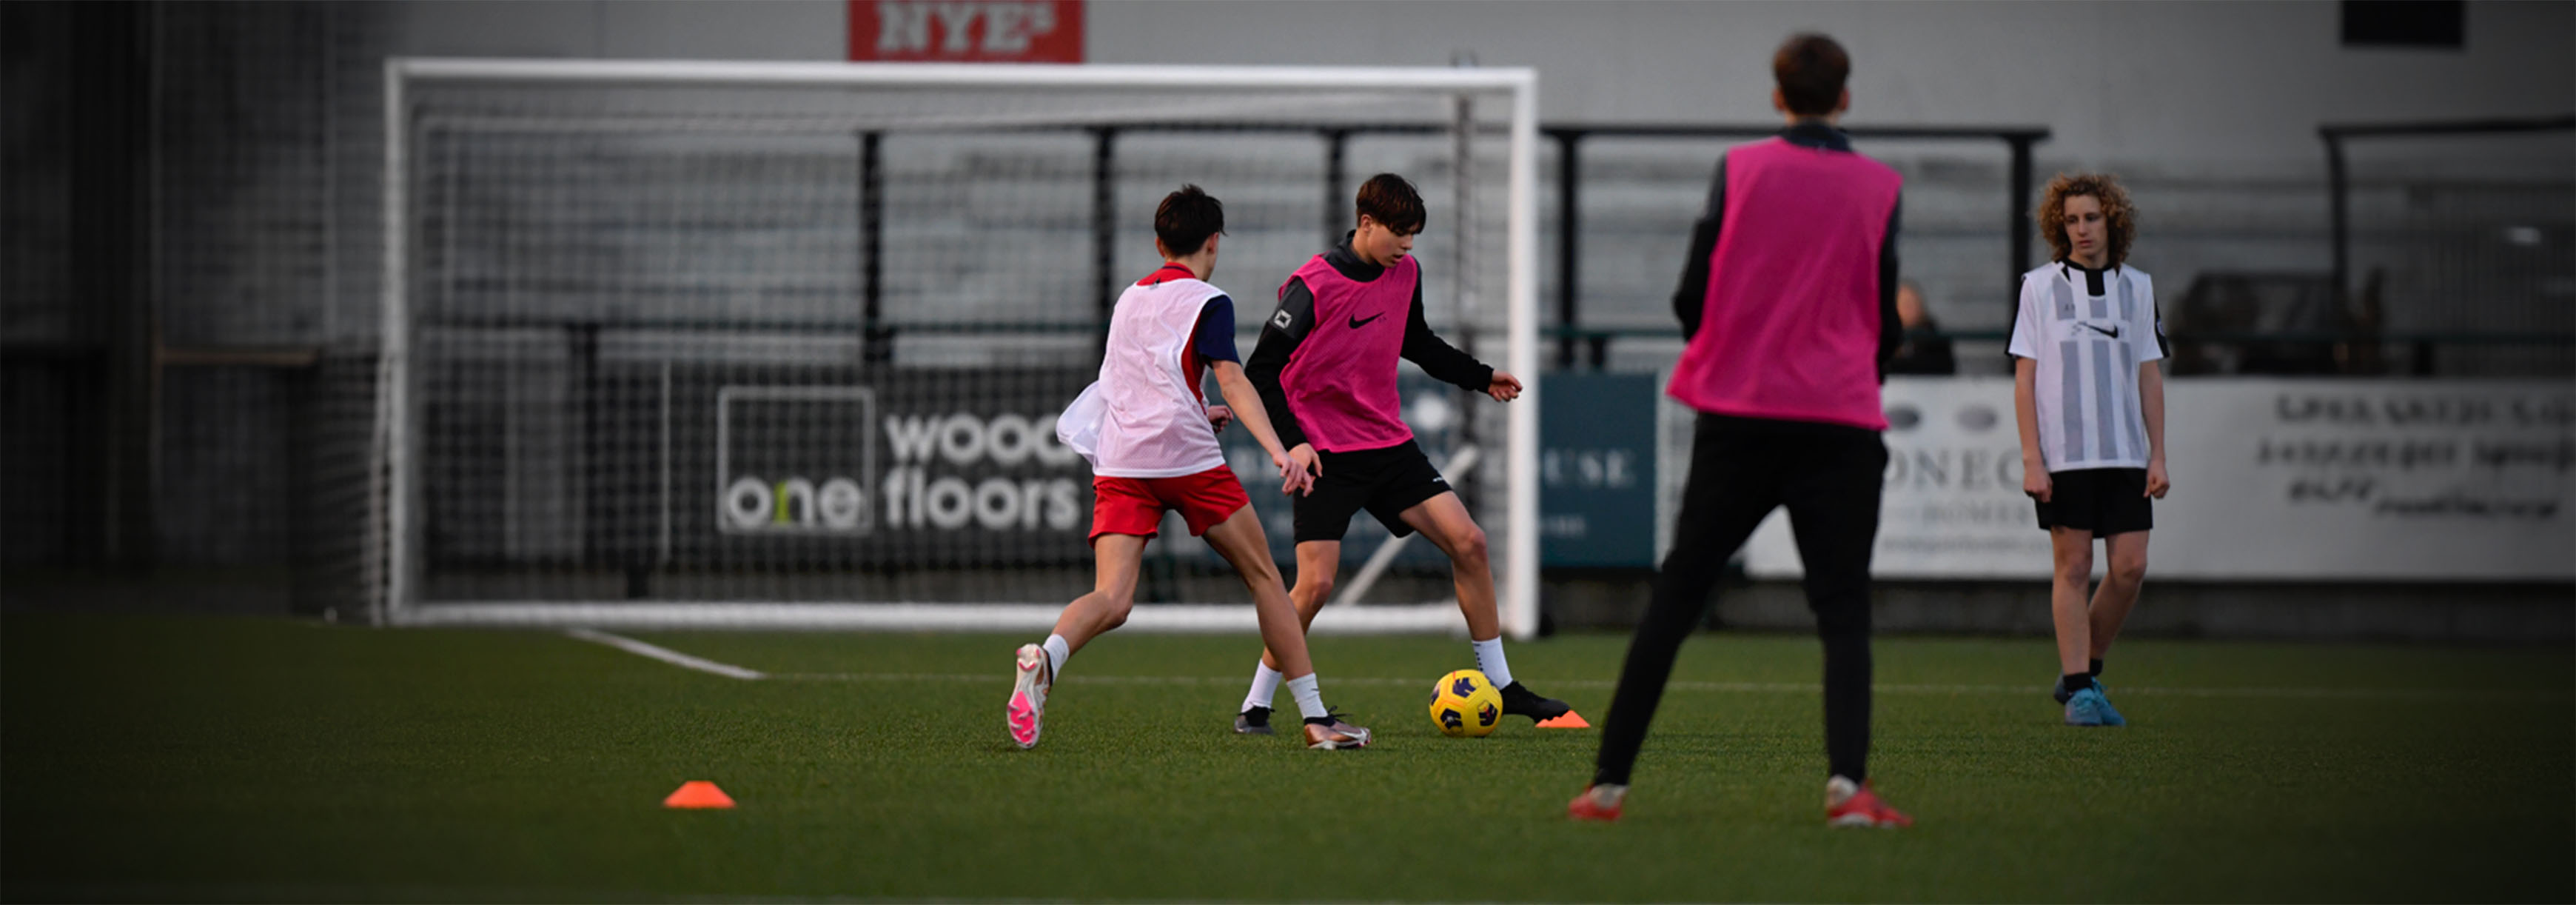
[1731, 378, 2575, 581]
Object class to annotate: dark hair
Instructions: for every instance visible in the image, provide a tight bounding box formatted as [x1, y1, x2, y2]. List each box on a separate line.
[1355, 173, 1426, 233]
[1772, 33, 1850, 117]
[2038, 172, 2139, 267]
[1155, 184, 1224, 256]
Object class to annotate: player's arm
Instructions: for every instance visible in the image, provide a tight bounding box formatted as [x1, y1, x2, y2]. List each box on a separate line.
[1876, 199, 1904, 383]
[1210, 361, 1308, 495]
[2008, 276, 2050, 502]
[2135, 274, 2170, 498]
[2014, 358, 2047, 502]
[1671, 154, 1727, 341]
[2139, 358, 2167, 499]
[1399, 281, 1517, 401]
[1204, 295, 1313, 494]
[1246, 281, 1321, 482]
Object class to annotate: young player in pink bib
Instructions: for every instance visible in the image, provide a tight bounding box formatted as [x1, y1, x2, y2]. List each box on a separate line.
[1010, 186, 1370, 752]
[1229, 174, 1579, 735]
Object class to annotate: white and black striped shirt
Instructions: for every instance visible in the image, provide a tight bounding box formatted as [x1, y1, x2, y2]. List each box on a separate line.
[2009, 261, 2164, 472]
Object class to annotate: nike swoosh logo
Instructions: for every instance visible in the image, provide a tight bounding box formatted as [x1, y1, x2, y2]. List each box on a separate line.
[1348, 313, 1384, 330]
[2082, 323, 2122, 339]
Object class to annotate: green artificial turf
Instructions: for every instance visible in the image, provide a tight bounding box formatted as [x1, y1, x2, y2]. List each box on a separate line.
[3, 612, 2569, 902]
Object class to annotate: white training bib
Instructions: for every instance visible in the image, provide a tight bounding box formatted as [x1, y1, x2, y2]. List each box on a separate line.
[1057, 275, 1231, 478]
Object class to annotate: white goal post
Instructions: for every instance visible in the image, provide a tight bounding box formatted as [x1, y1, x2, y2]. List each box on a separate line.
[375, 59, 1541, 638]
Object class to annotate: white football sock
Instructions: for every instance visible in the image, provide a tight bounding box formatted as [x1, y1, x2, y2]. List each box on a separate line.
[1471, 636, 1515, 689]
[1042, 635, 1071, 685]
[1243, 662, 1283, 712]
[1285, 673, 1326, 721]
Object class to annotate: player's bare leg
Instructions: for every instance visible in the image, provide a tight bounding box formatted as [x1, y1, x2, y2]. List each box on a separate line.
[1050, 535, 1148, 655]
[2046, 527, 2093, 678]
[1204, 510, 1312, 681]
[1207, 510, 1366, 748]
[1398, 492, 1499, 639]
[2063, 529, 2148, 726]
[1255, 540, 1340, 672]
[2089, 530, 2150, 660]
[1240, 540, 1340, 734]
[1010, 534, 1146, 749]
[2048, 526, 2121, 726]
[1400, 492, 1572, 723]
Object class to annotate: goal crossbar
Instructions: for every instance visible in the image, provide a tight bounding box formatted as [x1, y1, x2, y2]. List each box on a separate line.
[392, 58, 1536, 93]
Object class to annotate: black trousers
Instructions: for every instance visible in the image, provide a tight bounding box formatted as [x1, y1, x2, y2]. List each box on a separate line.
[1593, 413, 1887, 786]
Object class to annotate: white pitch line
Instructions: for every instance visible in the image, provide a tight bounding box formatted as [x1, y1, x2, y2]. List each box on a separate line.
[565, 628, 767, 681]
[764, 671, 2548, 701]
[560, 635, 2555, 702]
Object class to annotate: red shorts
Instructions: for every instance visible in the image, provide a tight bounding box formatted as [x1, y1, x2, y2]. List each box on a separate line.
[1090, 467, 1250, 543]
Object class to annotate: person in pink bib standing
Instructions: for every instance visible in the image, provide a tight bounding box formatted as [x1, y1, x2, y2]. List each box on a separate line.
[1011, 185, 1371, 752]
[1569, 33, 1913, 827]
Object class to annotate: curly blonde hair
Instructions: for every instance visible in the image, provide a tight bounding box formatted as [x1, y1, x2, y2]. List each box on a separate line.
[2037, 172, 2137, 267]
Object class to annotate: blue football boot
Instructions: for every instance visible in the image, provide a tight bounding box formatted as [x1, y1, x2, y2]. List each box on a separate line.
[2063, 686, 2124, 727]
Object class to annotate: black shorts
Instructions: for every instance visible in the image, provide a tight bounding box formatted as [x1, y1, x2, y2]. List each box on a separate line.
[1292, 439, 1453, 544]
[2033, 467, 2153, 536]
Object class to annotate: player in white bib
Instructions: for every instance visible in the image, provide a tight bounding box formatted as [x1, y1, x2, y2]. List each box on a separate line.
[1008, 186, 1371, 751]
[2010, 172, 2172, 727]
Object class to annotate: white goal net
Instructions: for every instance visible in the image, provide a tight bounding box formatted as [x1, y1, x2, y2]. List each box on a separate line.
[373, 59, 1540, 636]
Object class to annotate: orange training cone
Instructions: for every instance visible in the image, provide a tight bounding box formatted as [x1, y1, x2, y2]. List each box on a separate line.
[663, 781, 736, 809]
[1536, 711, 1591, 729]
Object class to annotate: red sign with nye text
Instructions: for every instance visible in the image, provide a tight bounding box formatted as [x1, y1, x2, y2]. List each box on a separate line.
[849, 0, 1084, 63]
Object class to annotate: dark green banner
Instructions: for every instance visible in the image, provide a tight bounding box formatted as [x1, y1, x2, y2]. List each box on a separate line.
[1538, 372, 1659, 567]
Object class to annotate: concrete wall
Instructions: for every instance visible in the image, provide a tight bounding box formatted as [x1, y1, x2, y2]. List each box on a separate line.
[380, 1, 2575, 175]
[1096, 1, 2573, 173]
[390, 1, 843, 60]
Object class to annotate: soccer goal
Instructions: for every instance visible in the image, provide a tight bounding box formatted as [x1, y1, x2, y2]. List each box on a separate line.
[372, 59, 1541, 637]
